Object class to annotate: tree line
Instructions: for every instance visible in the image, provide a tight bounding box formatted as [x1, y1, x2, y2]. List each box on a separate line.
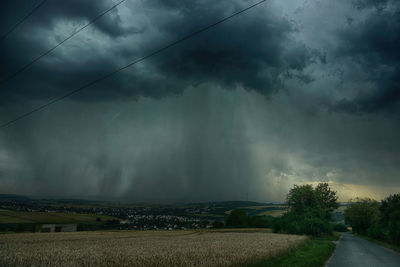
[225, 183, 343, 236]
[225, 183, 399, 246]
[344, 195, 400, 246]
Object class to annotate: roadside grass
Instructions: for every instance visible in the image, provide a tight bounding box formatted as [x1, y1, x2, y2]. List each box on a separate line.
[355, 234, 400, 253]
[314, 231, 341, 241]
[248, 233, 339, 267]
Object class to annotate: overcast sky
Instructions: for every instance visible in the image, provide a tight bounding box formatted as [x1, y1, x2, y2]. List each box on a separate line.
[0, 0, 399, 202]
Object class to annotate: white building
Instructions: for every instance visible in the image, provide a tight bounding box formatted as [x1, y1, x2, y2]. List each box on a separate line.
[40, 224, 77, 232]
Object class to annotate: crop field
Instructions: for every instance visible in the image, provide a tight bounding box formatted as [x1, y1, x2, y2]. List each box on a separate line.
[225, 205, 287, 217]
[258, 209, 286, 217]
[0, 230, 307, 266]
[0, 210, 118, 224]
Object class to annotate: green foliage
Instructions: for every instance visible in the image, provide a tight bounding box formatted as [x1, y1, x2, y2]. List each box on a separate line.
[314, 183, 339, 219]
[344, 198, 380, 235]
[274, 183, 338, 236]
[273, 209, 333, 236]
[366, 222, 386, 240]
[247, 216, 273, 228]
[212, 221, 224, 228]
[0, 223, 40, 233]
[287, 183, 338, 220]
[286, 183, 339, 219]
[344, 193, 400, 247]
[225, 209, 273, 228]
[287, 184, 316, 213]
[226, 209, 248, 227]
[332, 223, 348, 232]
[249, 237, 336, 267]
[380, 193, 400, 245]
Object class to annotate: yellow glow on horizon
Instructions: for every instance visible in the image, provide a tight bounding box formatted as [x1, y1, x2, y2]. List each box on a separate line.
[299, 181, 400, 202]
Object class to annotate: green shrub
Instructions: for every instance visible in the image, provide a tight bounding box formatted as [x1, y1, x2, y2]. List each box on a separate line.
[226, 209, 248, 227]
[273, 210, 332, 237]
[367, 222, 386, 240]
[388, 217, 400, 245]
[344, 198, 380, 235]
[247, 216, 272, 228]
[332, 223, 348, 232]
[381, 194, 400, 246]
[212, 221, 224, 228]
[273, 183, 338, 237]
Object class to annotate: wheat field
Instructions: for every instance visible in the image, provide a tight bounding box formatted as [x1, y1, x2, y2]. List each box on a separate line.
[0, 230, 307, 266]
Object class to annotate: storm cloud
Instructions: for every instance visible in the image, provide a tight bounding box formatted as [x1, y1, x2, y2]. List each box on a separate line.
[332, 0, 400, 115]
[0, 0, 399, 202]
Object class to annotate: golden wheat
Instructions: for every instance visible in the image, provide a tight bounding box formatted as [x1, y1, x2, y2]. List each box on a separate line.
[0, 230, 307, 266]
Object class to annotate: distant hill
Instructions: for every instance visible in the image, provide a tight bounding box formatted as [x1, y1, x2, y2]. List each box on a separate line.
[0, 194, 30, 201]
[186, 200, 271, 208]
[0, 210, 118, 224]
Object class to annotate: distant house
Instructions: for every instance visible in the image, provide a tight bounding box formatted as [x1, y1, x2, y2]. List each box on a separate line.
[40, 224, 77, 233]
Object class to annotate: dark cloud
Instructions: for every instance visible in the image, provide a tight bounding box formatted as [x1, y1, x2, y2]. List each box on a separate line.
[0, 0, 400, 202]
[0, 0, 133, 39]
[352, 0, 390, 10]
[332, 0, 400, 115]
[150, 6, 315, 96]
[0, 0, 316, 107]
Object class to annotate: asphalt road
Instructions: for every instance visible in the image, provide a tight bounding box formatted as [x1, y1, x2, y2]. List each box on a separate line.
[328, 232, 400, 267]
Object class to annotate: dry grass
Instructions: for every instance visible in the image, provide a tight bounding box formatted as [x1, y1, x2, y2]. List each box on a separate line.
[258, 210, 287, 217]
[0, 230, 307, 266]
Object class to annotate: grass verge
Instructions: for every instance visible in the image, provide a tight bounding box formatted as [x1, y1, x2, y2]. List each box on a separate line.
[248, 233, 339, 267]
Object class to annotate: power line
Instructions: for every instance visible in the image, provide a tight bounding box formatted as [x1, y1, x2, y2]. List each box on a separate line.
[0, 0, 267, 129]
[0, 0, 126, 87]
[0, 0, 48, 42]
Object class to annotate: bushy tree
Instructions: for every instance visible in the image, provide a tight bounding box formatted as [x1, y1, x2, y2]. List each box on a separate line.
[344, 198, 380, 235]
[274, 209, 332, 236]
[287, 184, 316, 213]
[380, 194, 400, 245]
[275, 183, 338, 236]
[226, 209, 248, 227]
[287, 183, 338, 220]
[247, 216, 273, 228]
[314, 183, 339, 219]
[225, 210, 273, 229]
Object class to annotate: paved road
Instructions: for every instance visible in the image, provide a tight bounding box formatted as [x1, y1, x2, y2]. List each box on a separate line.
[328, 232, 400, 267]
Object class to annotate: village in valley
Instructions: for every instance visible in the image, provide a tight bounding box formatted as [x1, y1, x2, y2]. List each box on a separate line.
[0, 194, 294, 232]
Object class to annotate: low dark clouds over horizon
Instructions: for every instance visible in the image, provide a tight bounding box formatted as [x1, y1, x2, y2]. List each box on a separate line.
[0, 0, 399, 202]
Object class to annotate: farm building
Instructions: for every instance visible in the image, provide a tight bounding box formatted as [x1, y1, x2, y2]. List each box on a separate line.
[40, 224, 77, 233]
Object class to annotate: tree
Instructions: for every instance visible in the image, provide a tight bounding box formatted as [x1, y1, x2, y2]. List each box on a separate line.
[344, 198, 380, 235]
[226, 209, 248, 227]
[287, 184, 316, 214]
[274, 183, 338, 236]
[380, 193, 400, 245]
[315, 183, 339, 219]
[274, 209, 332, 236]
[287, 183, 338, 220]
